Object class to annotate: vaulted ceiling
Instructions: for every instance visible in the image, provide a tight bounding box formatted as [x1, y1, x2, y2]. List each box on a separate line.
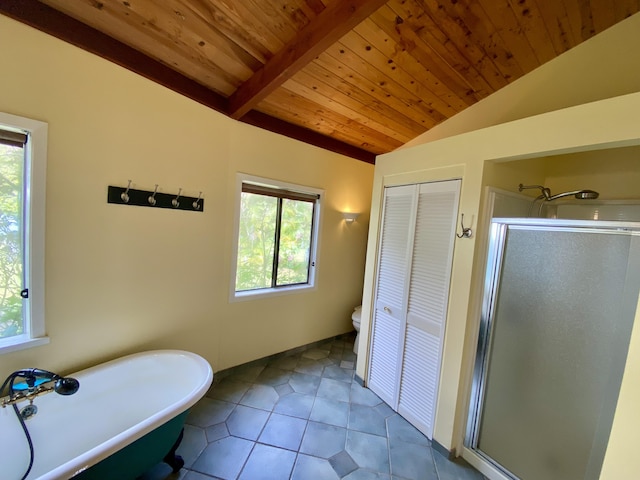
[2, 0, 639, 163]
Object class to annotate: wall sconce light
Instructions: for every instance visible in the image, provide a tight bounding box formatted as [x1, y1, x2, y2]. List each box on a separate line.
[342, 212, 360, 223]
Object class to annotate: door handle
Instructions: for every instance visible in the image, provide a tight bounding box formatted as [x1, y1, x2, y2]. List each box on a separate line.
[383, 306, 392, 314]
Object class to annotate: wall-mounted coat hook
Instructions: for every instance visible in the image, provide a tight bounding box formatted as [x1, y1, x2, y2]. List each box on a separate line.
[172, 188, 182, 208]
[456, 213, 473, 239]
[121, 180, 132, 203]
[193, 192, 202, 210]
[148, 184, 159, 206]
[107, 183, 204, 212]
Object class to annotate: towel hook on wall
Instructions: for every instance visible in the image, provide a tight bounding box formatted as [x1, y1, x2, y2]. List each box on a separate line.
[148, 184, 159, 206]
[172, 188, 182, 208]
[120, 180, 132, 203]
[193, 192, 202, 210]
[456, 213, 473, 239]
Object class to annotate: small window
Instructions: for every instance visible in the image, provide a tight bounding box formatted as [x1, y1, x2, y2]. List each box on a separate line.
[0, 113, 48, 354]
[232, 175, 322, 299]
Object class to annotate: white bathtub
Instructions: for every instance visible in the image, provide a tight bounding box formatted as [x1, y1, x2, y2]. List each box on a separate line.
[0, 350, 213, 480]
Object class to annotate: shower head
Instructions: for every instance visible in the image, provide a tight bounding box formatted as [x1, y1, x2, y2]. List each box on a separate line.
[519, 183, 600, 217]
[547, 189, 600, 201]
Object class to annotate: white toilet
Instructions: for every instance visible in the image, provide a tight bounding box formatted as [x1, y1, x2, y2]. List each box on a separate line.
[352, 305, 362, 354]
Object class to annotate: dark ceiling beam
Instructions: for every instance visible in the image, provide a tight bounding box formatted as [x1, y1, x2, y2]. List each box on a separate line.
[0, 0, 376, 164]
[227, 0, 389, 120]
[241, 111, 376, 164]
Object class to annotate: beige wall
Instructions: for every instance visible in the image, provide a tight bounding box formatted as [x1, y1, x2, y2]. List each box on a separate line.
[401, 12, 640, 148]
[357, 92, 640, 479]
[0, 16, 373, 379]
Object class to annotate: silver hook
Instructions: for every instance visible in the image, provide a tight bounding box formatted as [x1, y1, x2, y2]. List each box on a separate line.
[192, 191, 202, 210]
[148, 184, 159, 206]
[172, 188, 182, 208]
[456, 213, 473, 239]
[121, 180, 132, 203]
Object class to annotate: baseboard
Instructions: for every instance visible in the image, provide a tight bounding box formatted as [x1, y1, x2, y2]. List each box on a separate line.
[432, 440, 456, 461]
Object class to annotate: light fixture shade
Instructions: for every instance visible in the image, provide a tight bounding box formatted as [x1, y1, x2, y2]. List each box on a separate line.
[342, 212, 360, 223]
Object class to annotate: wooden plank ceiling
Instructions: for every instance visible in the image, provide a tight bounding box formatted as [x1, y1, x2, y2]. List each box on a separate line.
[2, 0, 639, 163]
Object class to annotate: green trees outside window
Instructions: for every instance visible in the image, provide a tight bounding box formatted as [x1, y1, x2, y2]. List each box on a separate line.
[0, 143, 24, 339]
[235, 186, 316, 292]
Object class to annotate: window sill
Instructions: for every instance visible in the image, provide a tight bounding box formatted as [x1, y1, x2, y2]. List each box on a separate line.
[231, 284, 315, 302]
[0, 335, 50, 355]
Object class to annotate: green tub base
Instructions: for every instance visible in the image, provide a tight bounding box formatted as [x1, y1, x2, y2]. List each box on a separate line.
[73, 411, 188, 480]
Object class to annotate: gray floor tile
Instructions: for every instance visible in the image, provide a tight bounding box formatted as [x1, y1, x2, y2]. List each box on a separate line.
[350, 383, 383, 407]
[387, 414, 430, 447]
[323, 364, 354, 382]
[208, 379, 251, 404]
[187, 398, 235, 428]
[274, 392, 315, 419]
[330, 450, 359, 477]
[183, 471, 215, 480]
[255, 367, 292, 386]
[177, 425, 208, 468]
[299, 421, 347, 459]
[238, 443, 296, 480]
[232, 364, 266, 383]
[205, 423, 230, 443]
[390, 440, 437, 480]
[310, 396, 349, 427]
[226, 405, 270, 440]
[259, 413, 307, 451]
[184, 472, 218, 480]
[343, 469, 391, 480]
[349, 404, 387, 437]
[292, 454, 340, 480]
[191, 436, 253, 480]
[268, 355, 299, 371]
[374, 402, 396, 419]
[288, 372, 321, 395]
[239, 384, 280, 411]
[317, 377, 351, 402]
[433, 452, 487, 480]
[275, 382, 294, 397]
[295, 357, 325, 376]
[341, 360, 355, 369]
[302, 348, 330, 360]
[346, 430, 390, 473]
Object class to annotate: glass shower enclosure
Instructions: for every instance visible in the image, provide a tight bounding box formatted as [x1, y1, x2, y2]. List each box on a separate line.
[466, 218, 640, 480]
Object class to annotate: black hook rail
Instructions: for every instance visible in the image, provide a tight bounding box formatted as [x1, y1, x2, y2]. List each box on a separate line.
[107, 184, 204, 212]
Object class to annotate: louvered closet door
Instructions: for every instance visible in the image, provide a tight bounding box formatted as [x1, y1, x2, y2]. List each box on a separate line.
[367, 185, 416, 406]
[397, 180, 461, 438]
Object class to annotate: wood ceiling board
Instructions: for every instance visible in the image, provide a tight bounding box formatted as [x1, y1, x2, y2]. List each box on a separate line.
[313, 51, 439, 131]
[227, 0, 389, 119]
[383, 2, 495, 99]
[259, 87, 403, 153]
[504, 0, 559, 63]
[300, 62, 427, 139]
[39, 0, 243, 95]
[281, 74, 415, 143]
[351, 20, 472, 112]
[324, 42, 447, 126]
[356, 12, 481, 106]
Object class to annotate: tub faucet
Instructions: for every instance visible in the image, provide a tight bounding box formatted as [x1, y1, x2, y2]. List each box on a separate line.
[1, 368, 80, 408]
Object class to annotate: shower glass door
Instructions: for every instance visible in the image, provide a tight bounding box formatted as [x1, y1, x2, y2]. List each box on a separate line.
[467, 219, 640, 480]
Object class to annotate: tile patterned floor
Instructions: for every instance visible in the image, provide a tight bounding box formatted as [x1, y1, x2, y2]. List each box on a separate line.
[142, 333, 485, 480]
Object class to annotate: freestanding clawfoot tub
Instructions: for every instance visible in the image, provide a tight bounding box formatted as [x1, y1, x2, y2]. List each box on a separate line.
[1, 350, 213, 480]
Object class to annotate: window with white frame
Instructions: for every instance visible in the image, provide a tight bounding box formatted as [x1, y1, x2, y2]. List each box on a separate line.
[0, 113, 48, 354]
[232, 175, 321, 298]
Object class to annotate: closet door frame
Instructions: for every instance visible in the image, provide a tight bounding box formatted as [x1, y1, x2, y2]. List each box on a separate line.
[367, 179, 461, 436]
